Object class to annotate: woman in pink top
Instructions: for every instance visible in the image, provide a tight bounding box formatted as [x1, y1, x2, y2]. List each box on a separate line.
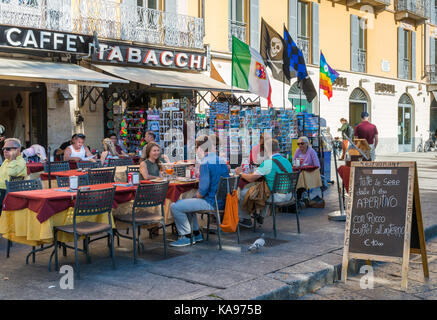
[292, 136, 320, 168]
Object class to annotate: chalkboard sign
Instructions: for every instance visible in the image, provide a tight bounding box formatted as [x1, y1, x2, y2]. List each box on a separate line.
[341, 162, 428, 290]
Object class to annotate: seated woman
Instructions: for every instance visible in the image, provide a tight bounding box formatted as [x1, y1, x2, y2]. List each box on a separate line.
[63, 134, 96, 162]
[139, 142, 162, 180]
[100, 138, 120, 167]
[292, 136, 320, 168]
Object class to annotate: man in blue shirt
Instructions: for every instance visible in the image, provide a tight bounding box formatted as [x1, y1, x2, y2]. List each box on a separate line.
[170, 135, 229, 247]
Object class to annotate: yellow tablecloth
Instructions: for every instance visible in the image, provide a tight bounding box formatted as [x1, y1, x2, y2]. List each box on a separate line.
[296, 168, 323, 190]
[0, 207, 115, 246]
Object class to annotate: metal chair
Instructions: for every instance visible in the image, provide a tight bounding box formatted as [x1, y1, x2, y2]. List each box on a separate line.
[50, 187, 116, 279]
[9, 176, 25, 182]
[189, 176, 240, 250]
[108, 158, 134, 167]
[56, 175, 90, 188]
[125, 166, 142, 181]
[5, 178, 43, 260]
[265, 172, 301, 238]
[114, 182, 169, 264]
[77, 161, 101, 169]
[44, 161, 70, 172]
[87, 167, 116, 184]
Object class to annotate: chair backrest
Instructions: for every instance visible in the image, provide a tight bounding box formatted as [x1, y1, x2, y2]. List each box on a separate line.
[125, 166, 142, 181]
[173, 165, 186, 177]
[77, 161, 101, 169]
[9, 176, 25, 182]
[133, 182, 169, 210]
[216, 176, 240, 201]
[272, 172, 299, 194]
[56, 175, 90, 188]
[44, 161, 70, 172]
[87, 167, 116, 185]
[73, 187, 116, 225]
[6, 178, 43, 193]
[108, 158, 134, 167]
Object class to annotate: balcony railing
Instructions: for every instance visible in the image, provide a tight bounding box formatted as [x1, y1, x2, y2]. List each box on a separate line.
[395, 0, 428, 19]
[228, 20, 246, 51]
[297, 36, 310, 64]
[0, 0, 205, 50]
[425, 65, 437, 83]
[358, 49, 366, 73]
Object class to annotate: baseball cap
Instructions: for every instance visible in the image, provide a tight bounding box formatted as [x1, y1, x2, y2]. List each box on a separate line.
[361, 111, 369, 118]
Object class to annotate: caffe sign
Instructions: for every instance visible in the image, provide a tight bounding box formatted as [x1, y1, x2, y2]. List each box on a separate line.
[93, 41, 208, 71]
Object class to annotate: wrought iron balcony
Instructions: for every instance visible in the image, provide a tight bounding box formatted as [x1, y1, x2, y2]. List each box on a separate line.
[297, 36, 310, 64]
[0, 0, 205, 50]
[394, 0, 429, 24]
[425, 65, 437, 83]
[331, 0, 390, 13]
[358, 49, 366, 73]
[228, 20, 247, 51]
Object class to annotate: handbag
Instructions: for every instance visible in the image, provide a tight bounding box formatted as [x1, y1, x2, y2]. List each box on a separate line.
[219, 189, 239, 233]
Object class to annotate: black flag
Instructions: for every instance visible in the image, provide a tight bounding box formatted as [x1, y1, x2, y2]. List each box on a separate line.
[260, 19, 290, 84]
[299, 77, 317, 103]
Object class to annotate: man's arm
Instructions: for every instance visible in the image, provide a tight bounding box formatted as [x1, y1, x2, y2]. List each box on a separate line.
[374, 134, 378, 148]
[196, 163, 209, 198]
[63, 147, 81, 161]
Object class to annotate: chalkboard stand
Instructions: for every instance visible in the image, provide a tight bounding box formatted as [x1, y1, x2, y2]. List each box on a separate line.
[341, 161, 428, 291]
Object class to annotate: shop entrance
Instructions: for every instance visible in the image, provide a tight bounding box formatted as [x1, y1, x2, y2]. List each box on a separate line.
[288, 82, 313, 113]
[398, 94, 413, 152]
[349, 88, 368, 128]
[0, 82, 46, 148]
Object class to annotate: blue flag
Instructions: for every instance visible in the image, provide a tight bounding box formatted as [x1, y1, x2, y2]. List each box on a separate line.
[283, 26, 308, 82]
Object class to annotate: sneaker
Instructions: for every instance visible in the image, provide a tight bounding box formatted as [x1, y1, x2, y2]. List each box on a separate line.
[256, 215, 264, 225]
[193, 232, 204, 243]
[169, 236, 192, 247]
[239, 218, 253, 228]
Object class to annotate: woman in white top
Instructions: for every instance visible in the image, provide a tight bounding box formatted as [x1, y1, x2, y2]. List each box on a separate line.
[63, 134, 96, 162]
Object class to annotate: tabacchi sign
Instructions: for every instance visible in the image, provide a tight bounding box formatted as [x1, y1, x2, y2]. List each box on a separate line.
[92, 42, 208, 71]
[0, 25, 92, 54]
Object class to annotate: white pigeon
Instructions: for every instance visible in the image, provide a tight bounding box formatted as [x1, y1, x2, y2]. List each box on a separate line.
[248, 233, 265, 252]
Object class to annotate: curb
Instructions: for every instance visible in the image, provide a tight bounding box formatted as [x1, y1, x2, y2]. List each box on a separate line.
[256, 224, 437, 300]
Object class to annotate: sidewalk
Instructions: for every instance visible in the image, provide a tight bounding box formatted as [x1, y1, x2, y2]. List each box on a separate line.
[0, 153, 436, 300]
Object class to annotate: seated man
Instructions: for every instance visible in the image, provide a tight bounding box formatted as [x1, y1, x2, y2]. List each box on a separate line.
[109, 133, 128, 157]
[0, 138, 27, 212]
[63, 133, 96, 162]
[236, 139, 293, 228]
[170, 134, 229, 247]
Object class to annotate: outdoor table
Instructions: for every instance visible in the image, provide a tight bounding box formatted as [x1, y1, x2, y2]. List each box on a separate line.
[39, 167, 130, 188]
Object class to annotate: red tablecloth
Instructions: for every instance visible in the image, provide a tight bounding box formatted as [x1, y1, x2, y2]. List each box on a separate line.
[40, 169, 87, 181]
[3, 183, 137, 224]
[141, 180, 198, 203]
[338, 165, 351, 192]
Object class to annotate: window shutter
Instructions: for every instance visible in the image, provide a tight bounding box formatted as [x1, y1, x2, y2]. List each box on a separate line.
[431, 37, 436, 66]
[350, 15, 359, 72]
[431, 1, 436, 25]
[250, 0, 260, 51]
[311, 2, 319, 65]
[288, 0, 298, 41]
[165, 0, 177, 13]
[411, 31, 416, 81]
[398, 27, 405, 79]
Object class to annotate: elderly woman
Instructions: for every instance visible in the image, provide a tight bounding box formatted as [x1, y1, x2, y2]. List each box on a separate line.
[0, 138, 27, 211]
[293, 136, 320, 168]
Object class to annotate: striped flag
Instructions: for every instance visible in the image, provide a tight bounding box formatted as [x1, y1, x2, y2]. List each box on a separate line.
[319, 52, 339, 100]
[232, 36, 273, 107]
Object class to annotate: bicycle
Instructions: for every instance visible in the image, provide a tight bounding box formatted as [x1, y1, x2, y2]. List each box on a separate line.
[417, 131, 436, 152]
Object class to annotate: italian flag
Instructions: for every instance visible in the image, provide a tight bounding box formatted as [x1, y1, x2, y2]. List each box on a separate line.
[232, 36, 273, 107]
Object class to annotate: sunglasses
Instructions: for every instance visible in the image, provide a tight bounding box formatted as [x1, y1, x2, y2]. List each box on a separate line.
[3, 147, 18, 151]
[297, 142, 305, 146]
[76, 134, 86, 139]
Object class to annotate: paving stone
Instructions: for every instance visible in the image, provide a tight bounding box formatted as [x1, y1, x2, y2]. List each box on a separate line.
[297, 293, 330, 300]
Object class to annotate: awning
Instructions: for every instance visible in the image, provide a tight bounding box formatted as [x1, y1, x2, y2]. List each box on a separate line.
[93, 64, 245, 92]
[0, 58, 128, 86]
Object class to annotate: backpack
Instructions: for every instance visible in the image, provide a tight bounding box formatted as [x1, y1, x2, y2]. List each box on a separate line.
[346, 125, 354, 139]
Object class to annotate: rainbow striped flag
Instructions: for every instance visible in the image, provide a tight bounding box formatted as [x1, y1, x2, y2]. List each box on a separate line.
[319, 52, 339, 100]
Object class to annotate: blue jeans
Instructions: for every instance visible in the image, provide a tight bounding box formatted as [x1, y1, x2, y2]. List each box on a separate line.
[171, 198, 214, 236]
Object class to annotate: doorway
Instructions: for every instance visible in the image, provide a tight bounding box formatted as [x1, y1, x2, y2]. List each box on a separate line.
[398, 94, 413, 152]
[349, 88, 369, 128]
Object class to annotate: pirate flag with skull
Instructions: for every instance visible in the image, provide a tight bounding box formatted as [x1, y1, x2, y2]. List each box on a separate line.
[260, 18, 293, 84]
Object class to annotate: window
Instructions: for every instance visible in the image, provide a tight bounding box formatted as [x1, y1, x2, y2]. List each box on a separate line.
[229, 0, 247, 51]
[358, 18, 366, 51]
[351, 15, 366, 73]
[297, 1, 310, 63]
[403, 29, 411, 79]
[137, 0, 158, 9]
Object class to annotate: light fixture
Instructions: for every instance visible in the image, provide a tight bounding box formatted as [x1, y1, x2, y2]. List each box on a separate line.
[57, 89, 74, 102]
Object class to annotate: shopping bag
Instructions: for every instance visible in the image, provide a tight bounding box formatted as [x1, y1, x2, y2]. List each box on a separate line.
[219, 190, 239, 233]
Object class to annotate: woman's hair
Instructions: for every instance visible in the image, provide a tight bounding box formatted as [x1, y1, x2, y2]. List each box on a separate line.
[298, 136, 310, 146]
[143, 142, 161, 164]
[102, 138, 117, 155]
[340, 118, 347, 122]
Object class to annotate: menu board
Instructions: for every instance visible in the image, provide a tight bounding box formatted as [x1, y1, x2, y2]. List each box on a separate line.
[341, 162, 428, 290]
